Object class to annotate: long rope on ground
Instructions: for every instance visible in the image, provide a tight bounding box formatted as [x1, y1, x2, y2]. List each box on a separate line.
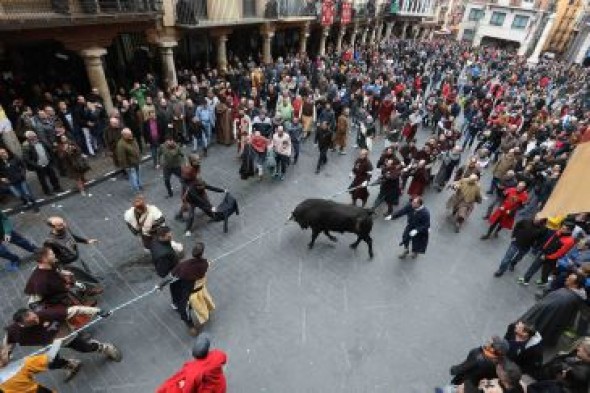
[8, 181, 380, 364]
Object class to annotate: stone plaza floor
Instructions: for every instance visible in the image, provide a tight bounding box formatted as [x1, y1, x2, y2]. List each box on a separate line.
[0, 132, 537, 392]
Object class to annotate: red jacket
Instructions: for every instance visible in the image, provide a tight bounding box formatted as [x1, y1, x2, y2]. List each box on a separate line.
[542, 231, 576, 260]
[157, 350, 227, 393]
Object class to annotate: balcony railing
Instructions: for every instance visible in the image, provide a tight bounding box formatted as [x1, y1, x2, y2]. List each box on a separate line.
[264, 0, 317, 18]
[0, 0, 162, 28]
[397, 0, 434, 17]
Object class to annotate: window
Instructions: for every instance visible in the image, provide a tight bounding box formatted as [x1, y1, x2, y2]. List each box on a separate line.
[512, 15, 530, 29]
[468, 8, 484, 21]
[490, 11, 506, 26]
[462, 29, 475, 41]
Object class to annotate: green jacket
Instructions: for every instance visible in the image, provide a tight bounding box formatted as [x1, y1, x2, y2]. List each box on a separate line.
[116, 138, 141, 169]
[158, 144, 184, 169]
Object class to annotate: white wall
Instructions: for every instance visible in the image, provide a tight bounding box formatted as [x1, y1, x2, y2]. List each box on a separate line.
[458, 3, 538, 47]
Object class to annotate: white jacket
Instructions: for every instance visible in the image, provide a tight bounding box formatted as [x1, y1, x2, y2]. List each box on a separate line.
[124, 205, 164, 236]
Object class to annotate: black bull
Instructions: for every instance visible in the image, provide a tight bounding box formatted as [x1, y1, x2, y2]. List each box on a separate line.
[290, 199, 374, 258]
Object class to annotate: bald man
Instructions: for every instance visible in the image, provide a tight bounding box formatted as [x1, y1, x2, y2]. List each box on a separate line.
[116, 128, 142, 193]
[44, 216, 100, 285]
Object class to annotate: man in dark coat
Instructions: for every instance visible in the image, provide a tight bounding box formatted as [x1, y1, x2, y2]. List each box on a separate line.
[520, 272, 586, 347]
[504, 320, 543, 376]
[21, 131, 62, 196]
[494, 216, 547, 277]
[386, 196, 430, 258]
[150, 226, 182, 310]
[449, 335, 510, 385]
[372, 158, 402, 216]
[315, 121, 333, 174]
[0, 148, 39, 212]
[183, 179, 225, 236]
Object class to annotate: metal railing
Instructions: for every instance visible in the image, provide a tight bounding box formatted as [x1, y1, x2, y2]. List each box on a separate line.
[0, 0, 162, 18]
[175, 0, 206, 24]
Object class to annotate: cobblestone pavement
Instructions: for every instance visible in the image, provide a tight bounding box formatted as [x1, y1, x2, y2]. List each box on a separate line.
[0, 130, 536, 393]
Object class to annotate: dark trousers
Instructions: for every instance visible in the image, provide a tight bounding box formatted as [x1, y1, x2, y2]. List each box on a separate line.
[275, 153, 289, 175]
[170, 279, 183, 309]
[372, 191, 396, 215]
[292, 141, 300, 164]
[484, 218, 503, 237]
[51, 335, 101, 370]
[523, 256, 554, 284]
[185, 204, 215, 232]
[35, 165, 61, 194]
[316, 148, 328, 172]
[163, 166, 182, 197]
[497, 241, 530, 274]
[0, 230, 37, 264]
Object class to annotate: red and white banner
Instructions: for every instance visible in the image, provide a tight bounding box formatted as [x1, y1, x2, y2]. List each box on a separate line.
[321, 0, 335, 26]
[341, 2, 352, 24]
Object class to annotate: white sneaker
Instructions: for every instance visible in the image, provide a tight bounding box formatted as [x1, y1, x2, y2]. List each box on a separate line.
[185, 231, 191, 237]
[170, 303, 179, 311]
[384, 215, 392, 221]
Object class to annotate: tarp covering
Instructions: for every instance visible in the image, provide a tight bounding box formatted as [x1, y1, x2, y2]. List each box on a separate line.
[539, 142, 590, 218]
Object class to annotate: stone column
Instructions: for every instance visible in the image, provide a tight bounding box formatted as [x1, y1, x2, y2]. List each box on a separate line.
[528, 14, 556, 63]
[79, 47, 114, 114]
[401, 22, 409, 39]
[414, 27, 421, 39]
[360, 27, 368, 44]
[336, 27, 346, 53]
[216, 34, 229, 71]
[421, 28, 429, 39]
[370, 25, 377, 43]
[384, 22, 394, 41]
[319, 26, 330, 57]
[299, 22, 310, 54]
[158, 41, 178, 89]
[350, 23, 359, 47]
[262, 29, 274, 64]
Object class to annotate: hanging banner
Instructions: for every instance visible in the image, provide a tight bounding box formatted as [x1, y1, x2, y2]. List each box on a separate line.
[341, 2, 352, 24]
[321, 0, 335, 26]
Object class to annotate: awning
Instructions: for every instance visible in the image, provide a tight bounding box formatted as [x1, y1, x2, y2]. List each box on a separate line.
[539, 142, 590, 218]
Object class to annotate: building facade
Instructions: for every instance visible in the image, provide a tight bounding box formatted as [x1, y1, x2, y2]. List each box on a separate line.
[544, 0, 585, 56]
[0, 0, 441, 108]
[457, 0, 550, 56]
[564, 10, 590, 64]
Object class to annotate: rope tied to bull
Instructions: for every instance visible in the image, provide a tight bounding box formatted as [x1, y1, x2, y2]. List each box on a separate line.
[5, 181, 377, 365]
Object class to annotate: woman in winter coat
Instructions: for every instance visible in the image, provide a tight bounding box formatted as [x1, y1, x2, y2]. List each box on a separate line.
[56, 135, 91, 195]
[446, 174, 483, 232]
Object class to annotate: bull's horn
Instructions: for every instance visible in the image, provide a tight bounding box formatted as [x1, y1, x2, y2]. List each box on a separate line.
[288, 213, 294, 221]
